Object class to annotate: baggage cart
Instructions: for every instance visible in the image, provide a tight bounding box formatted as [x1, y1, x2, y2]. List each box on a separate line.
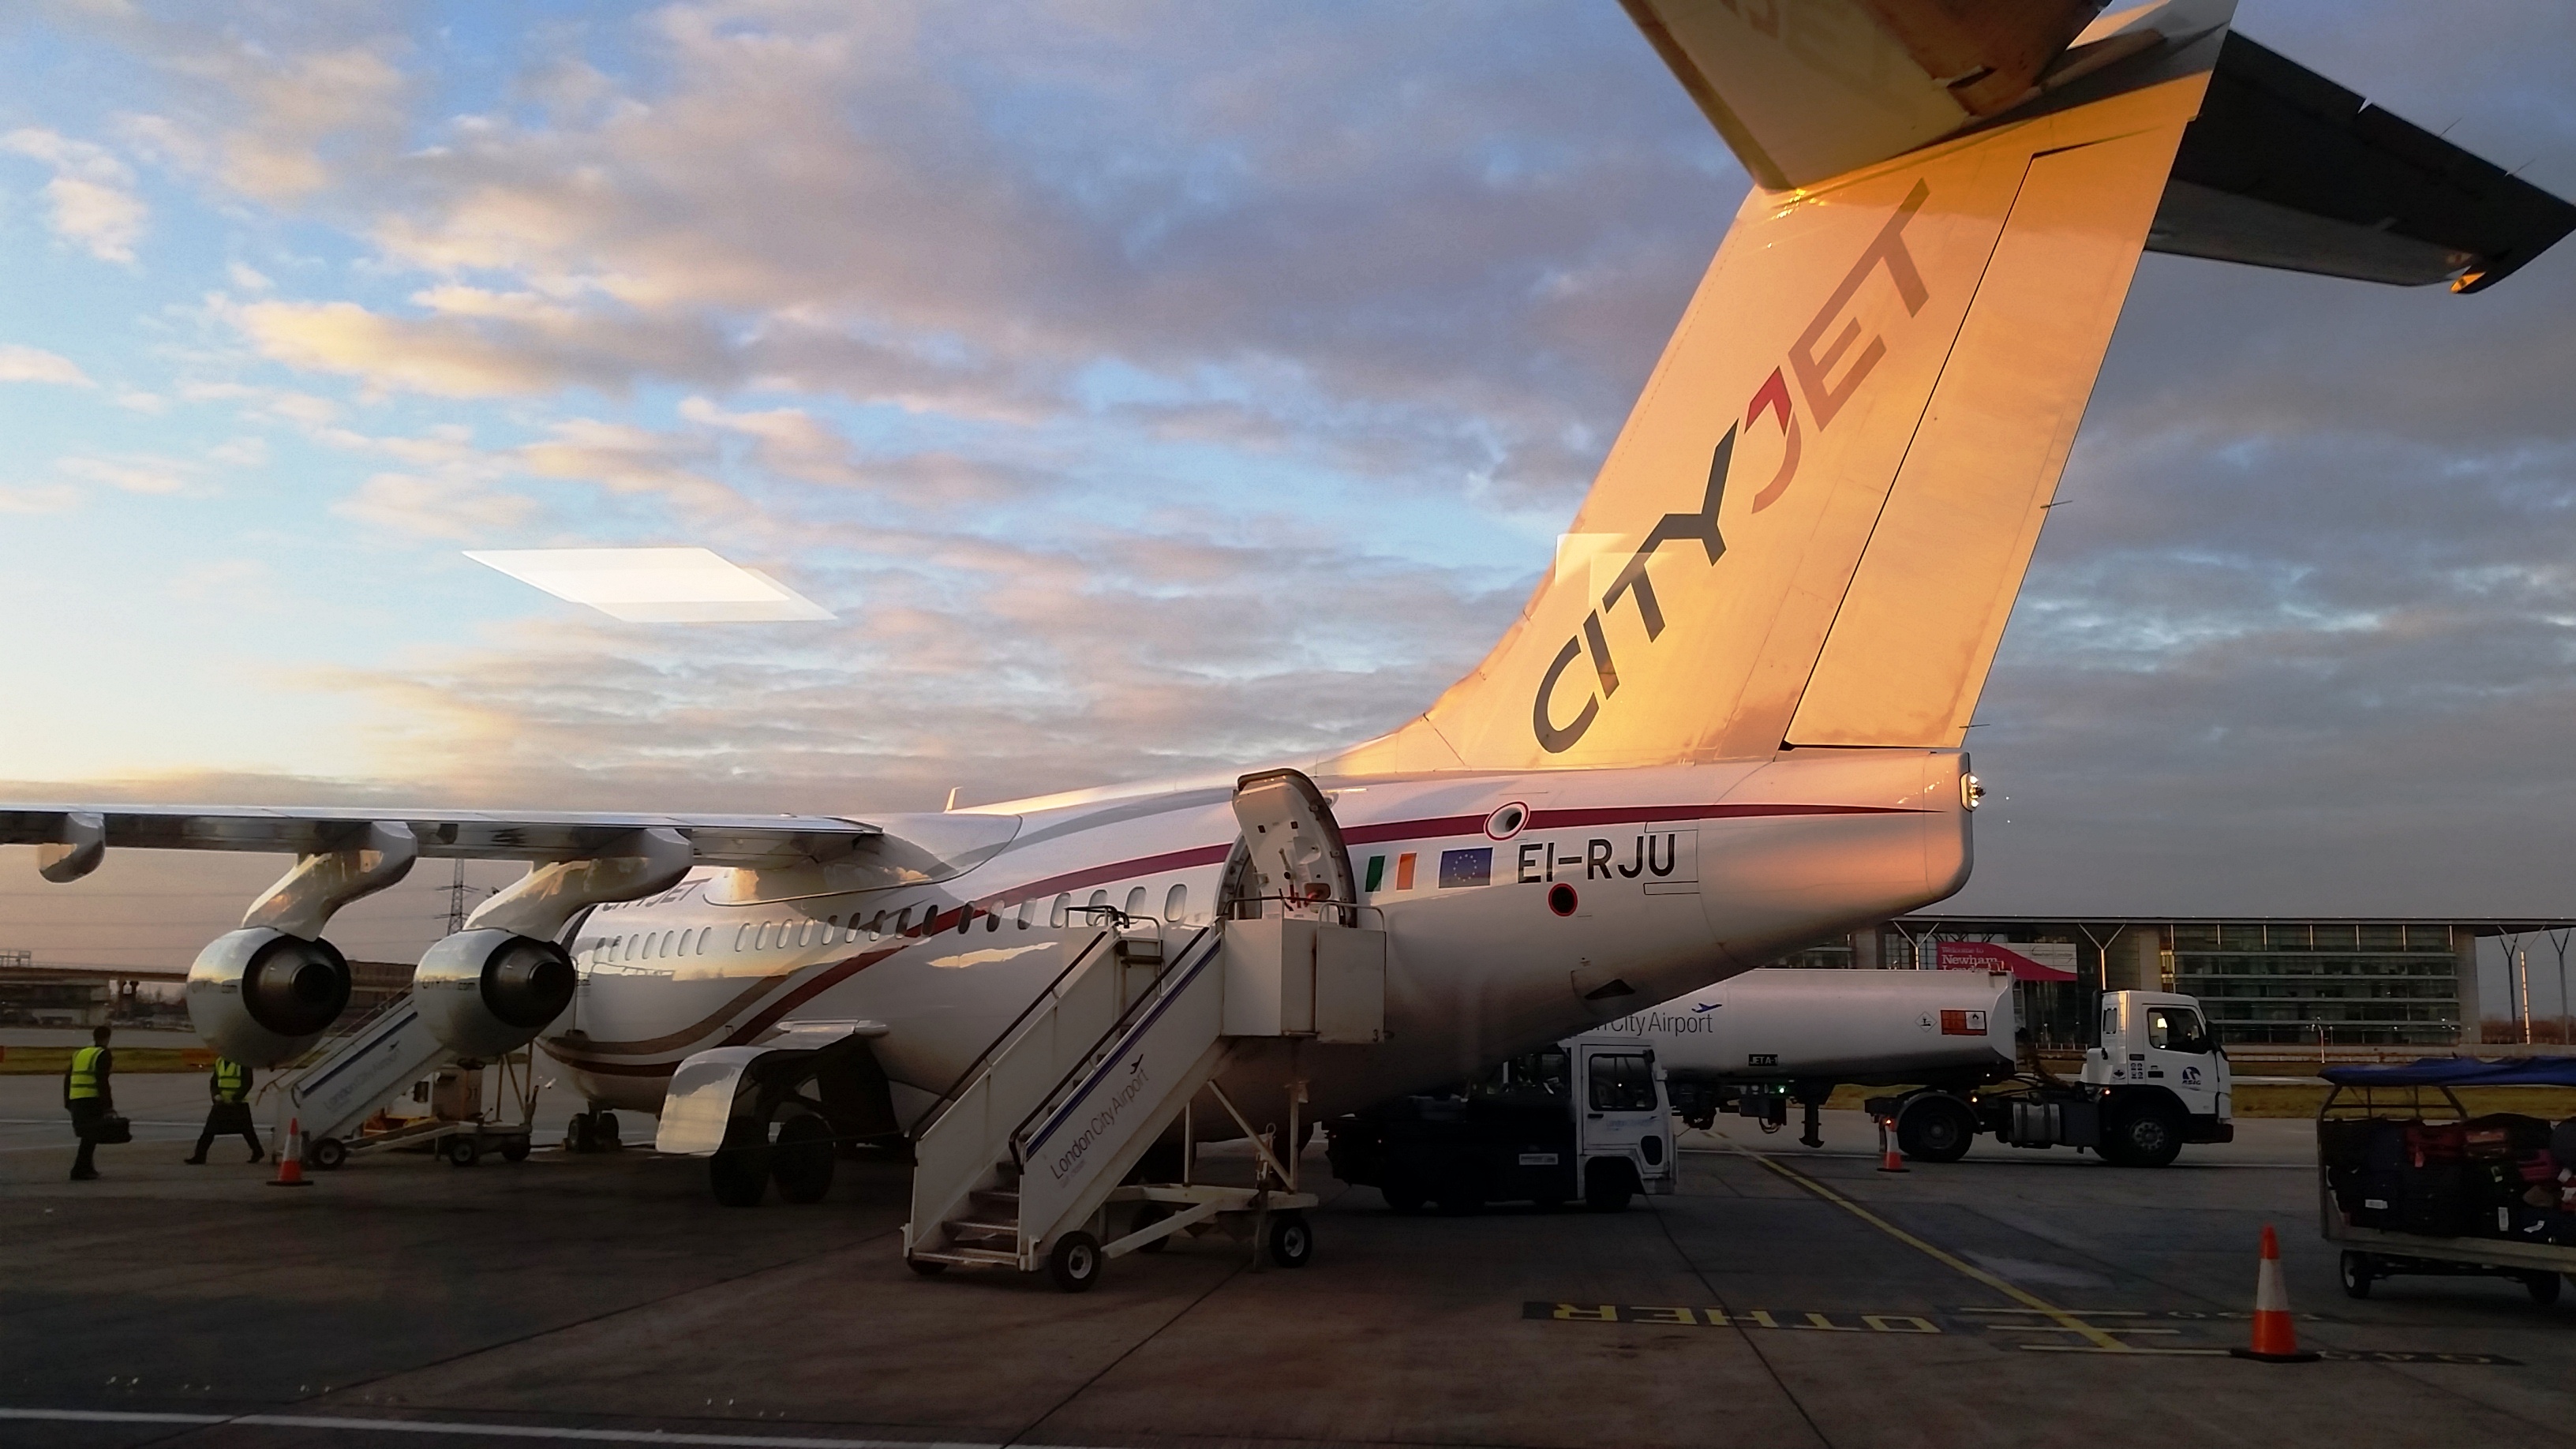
[2316, 1058, 2576, 1305]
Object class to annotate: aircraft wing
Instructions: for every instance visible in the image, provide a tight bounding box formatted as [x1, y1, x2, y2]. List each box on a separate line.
[0, 803, 880, 872]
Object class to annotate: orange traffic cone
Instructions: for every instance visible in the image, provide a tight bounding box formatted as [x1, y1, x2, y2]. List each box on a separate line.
[268, 1118, 312, 1189]
[2230, 1223, 2316, 1361]
[1877, 1118, 1908, 1174]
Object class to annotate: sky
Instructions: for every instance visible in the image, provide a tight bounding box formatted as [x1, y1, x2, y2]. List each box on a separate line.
[0, 1, 2574, 1024]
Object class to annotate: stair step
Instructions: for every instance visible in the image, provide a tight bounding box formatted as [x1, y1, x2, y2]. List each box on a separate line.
[972, 1188, 1020, 1203]
[914, 1246, 1020, 1267]
[946, 1218, 1019, 1237]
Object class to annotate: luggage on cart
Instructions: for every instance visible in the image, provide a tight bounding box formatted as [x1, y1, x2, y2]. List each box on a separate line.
[2463, 1114, 2550, 1159]
[2316, 1058, 2576, 1305]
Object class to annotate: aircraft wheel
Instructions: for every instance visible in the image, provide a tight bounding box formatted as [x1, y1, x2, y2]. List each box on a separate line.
[710, 1118, 770, 1207]
[771, 1114, 837, 1204]
[2340, 1251, 2374, 1300]
[1131, 1202, 1172, 1252]
[1049, 1231, 1103, 1293]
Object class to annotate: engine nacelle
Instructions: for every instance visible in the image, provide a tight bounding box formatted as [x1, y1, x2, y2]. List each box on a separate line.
[415, 928, 578, 1059]
[186, 927, 354, 1067]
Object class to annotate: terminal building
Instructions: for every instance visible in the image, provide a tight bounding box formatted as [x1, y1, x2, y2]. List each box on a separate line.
[1786, 917, 2576, 1050]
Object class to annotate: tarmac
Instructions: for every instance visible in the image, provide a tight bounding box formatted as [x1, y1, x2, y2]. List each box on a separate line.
[2, 1073, 2571, 1449]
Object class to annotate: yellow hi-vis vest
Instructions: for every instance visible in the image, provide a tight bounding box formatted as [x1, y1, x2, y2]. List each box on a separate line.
[214, 1059, 249, 1103]
[68, 1046, 105, 1099]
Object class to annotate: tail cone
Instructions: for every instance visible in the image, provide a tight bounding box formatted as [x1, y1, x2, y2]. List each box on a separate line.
[2231, 1223, 2317, 1362]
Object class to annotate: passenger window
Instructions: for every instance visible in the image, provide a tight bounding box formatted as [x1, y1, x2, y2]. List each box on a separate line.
[1164, 884, 1188, 922]
[696, 927, 712, 955]
[1016, 899, 1033, 930]
[1051, 894, 1070, 928]
[1123, 886, 1148, 919]
[733, 924, 749, 952]
[896, 907, 914, 936]
[1088, 889, 1110, 918]
[758, 922, 776, 950]
[985, 904, 1001, 932]
[867, 911, 886, 940]
[1588, 1052, 1656, 1112]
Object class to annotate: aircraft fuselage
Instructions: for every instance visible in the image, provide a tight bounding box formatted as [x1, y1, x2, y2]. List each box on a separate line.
[552, 750, 1973, 1122]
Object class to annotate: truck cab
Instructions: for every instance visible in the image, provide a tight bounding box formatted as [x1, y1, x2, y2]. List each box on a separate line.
[1324, 1038, 1675, 1212]
[2081, 990, 2231, 1125]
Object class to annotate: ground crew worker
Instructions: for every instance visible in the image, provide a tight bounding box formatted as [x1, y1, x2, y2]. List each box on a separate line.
[64, 1024, 113, 1181]
[184, 1054, 264, 1165]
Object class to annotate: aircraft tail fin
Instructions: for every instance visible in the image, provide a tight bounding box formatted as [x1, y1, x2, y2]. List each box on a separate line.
[1328, 0, 2570, 778]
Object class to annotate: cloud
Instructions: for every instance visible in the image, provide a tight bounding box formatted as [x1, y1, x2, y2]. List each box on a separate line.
[0, 127, 148, 261]
[58, 455, 191, 495]
[331, 472, 541, 541]
[0, 483, 82, 515]
[0, 344, 93, 386]
[513, 417, 743, 515]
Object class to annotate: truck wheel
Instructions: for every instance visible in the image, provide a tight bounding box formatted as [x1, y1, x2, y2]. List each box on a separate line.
[1896, 1096, 1975, 1163]
[1436, 1171, 1486, 1215]
[444, 1135, 480, 1168]
[498, 1136, 531, 1163]
[2340, 1252, 2374, 1300]
[2105, 1103, 2183, 1169]
[1585, 1160, 1635, 1213]
[1381, 1181, 1427, 1215]
[310, 1136, 348, 1170]
[2526, 1272, 2563, 1307]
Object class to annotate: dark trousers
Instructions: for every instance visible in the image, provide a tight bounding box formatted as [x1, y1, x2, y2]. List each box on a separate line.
[192, 1102, 262, 1161]
[69, 1099, 104, 1176]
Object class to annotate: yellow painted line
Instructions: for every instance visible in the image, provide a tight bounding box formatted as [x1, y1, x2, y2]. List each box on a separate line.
[1729, 1140, 2132, 1353]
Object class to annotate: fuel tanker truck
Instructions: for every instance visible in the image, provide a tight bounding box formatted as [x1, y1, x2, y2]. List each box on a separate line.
[1600, 969, 2233, 1169]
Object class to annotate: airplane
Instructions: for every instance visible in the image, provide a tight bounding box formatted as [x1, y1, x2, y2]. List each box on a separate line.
[6, 0, 2570, 1242]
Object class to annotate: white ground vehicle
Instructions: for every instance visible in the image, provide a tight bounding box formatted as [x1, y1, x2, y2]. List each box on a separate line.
[1324, 1035, 1676, 1213]
[1615, 971, 2232, 1168]
[1872, 989, 2232, 1168]
[1608, 968, 2016, 1140]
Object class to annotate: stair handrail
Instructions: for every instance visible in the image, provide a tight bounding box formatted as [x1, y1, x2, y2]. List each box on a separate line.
[907, 926, 1115, 1136]
[246, 987, 416, 1116]
[1007, 923, 1218, 1163]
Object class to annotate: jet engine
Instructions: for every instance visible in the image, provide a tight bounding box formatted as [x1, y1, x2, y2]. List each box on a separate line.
[415, 928, 578, 1058]
[186, 927, 354, 1067]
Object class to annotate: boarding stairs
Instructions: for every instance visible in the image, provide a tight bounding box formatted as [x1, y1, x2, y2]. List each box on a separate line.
[253, 992, 534, 1165]
[904, 768, 1384, 1289]
[903, 913, 1383, 1285]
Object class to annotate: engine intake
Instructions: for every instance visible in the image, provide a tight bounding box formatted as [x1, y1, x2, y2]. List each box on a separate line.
[416, 928, 578, 1058]
[186, 928, 354, 1067]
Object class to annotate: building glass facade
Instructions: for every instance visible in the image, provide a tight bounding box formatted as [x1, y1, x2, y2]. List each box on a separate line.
[2165, 921, 2464, 1043]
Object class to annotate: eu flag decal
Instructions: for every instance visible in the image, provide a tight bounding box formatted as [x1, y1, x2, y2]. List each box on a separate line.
[1438, 848, 1492, 889]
